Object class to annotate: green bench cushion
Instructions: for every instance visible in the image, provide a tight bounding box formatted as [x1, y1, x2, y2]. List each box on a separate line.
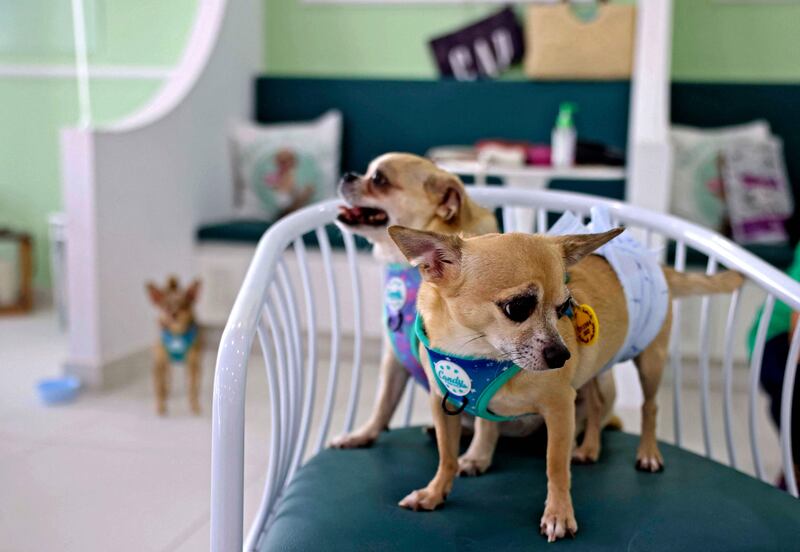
[196, 220, 370, 250]
[262, 427, 800, 551]
[196, 219, 271, 243]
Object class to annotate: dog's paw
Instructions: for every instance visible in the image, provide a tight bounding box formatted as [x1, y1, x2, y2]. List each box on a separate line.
[458, 454, 491, 476]
[539, 503, 578, 543]
[329, 429, 379, 449]
[635, 445, 664, 472]
[190, 401, 202, 416]
[398, 487, 446, 511]
[571, 444, 600, 465]
[156, 404, 167, 416]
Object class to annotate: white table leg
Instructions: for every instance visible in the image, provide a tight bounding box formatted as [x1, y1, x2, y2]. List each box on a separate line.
[503, 175, 549, 233]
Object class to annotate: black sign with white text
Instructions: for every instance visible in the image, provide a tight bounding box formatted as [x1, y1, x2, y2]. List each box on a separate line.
[429, 7, 524, 80]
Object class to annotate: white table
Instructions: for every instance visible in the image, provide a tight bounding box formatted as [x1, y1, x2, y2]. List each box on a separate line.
[436, 160, 626, 233]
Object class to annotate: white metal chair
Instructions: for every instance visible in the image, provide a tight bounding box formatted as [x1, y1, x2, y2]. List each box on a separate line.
[211, 187, 800, 551]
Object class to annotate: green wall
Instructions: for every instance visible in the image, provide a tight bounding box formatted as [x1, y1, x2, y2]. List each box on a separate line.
[0, 0, 197, 290]
[5, 0, 800, 293]
[672, 0, 800, 82]
[265, 0, 800, 82]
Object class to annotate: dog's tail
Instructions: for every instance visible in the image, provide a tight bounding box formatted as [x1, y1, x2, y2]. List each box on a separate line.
[604, 414, 623, 431]
[664, 267, 744, 298]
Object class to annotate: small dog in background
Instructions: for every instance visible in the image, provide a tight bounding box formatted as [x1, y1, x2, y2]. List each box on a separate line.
[146, 277, 203, 416]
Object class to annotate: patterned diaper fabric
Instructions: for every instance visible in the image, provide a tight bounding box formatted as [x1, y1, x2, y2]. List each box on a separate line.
[548, 206, 669, 370]
[383, 264, 429, 390]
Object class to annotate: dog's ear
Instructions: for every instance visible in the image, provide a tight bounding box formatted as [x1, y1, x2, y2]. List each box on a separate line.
[185, 279, 201, 303]
[553, 228, 624, 267]
[146, 282, 164, 305]
[424, 172, 463, 223]
[388, 226, 462, 283]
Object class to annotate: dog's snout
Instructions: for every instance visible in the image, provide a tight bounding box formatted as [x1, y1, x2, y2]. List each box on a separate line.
[543, 344, 570, 369]
[341, 172, 360, 184]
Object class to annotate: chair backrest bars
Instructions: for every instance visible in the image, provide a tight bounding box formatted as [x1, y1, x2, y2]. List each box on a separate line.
[287, 238, 318, 484]
[749, 295, 775, 482]
[670, 241, 687, 447]
[722, 287, 741, 469]
[341, 228, 364, 435]
[312, 226, 341, 454]
[698, 257, 718, 459]
[212, 188, 800, 552]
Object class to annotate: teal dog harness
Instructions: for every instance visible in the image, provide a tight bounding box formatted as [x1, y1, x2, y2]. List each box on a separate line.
[415, 315, 522, 422]
[161, 324, 198, 362]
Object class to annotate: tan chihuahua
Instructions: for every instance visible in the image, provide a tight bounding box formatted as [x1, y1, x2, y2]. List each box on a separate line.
[146, 276, 203, 416]
[332, 153, 498, 464]
[332, 153, 618, 476]
[389, 225, 742, 542]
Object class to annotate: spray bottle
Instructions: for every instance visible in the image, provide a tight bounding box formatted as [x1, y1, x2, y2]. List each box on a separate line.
[551, 102, 577, 168]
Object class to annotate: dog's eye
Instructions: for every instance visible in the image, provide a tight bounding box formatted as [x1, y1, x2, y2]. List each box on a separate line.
[372, 170, 389, 188]
[556, 298, 573, 318]
[501, 295, 537, 323]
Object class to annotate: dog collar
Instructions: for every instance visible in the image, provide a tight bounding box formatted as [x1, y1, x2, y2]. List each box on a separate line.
[161, 324, 198, 362]
[414, 314, 522, 422]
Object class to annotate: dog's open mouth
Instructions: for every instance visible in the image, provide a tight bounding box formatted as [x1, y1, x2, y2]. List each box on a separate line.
[337, 205, 389, 227]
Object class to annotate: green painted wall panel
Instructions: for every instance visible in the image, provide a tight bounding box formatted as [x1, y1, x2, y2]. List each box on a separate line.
[5, 0, 800, 292]
[0, 0, 198, 66]
[0, 79, 163, 289]
[265, 0, 800, 83]
[264, 2, 502, 78]
[0, 1, 197, 290]
[672, 0, 800, 82]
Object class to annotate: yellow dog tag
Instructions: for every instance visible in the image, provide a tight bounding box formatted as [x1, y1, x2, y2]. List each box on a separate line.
[573, 303, 599, 346]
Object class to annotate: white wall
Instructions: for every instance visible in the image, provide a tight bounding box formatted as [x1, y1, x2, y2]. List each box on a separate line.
[61, 0, 262, 385]
[626, 0, 673, 215]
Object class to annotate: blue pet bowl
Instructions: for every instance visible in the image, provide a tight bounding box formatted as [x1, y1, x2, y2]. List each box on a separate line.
[36, 376, 81, 405]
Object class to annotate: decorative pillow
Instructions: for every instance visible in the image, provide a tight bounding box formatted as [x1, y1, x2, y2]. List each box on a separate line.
[721, 137, 794, 245]
[229, 110, 342, 221]
[670, 120, 770, 233]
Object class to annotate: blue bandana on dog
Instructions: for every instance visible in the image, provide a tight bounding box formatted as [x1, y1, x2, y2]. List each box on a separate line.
[161, 324, 198, 362]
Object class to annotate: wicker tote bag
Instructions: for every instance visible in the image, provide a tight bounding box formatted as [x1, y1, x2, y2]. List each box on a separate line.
[524, 1, 636, 80]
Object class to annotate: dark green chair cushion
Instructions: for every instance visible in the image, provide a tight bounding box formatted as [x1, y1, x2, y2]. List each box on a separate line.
[196, 219, 271, 243]
[262, 427, 800, 551]
[196, 219, 370, 250]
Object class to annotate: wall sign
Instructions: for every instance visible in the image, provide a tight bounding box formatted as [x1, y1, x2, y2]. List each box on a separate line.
[429, 7, 524, 80]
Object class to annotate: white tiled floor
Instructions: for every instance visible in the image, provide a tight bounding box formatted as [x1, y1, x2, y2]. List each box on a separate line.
[0, 310, 787, 551]
[0, 310, 270, 552]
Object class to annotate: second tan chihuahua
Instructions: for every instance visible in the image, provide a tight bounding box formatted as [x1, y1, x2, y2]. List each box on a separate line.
[332, 153, 618, 476]
[332, 153, 498, 467]
[389, 221, 742, 542]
